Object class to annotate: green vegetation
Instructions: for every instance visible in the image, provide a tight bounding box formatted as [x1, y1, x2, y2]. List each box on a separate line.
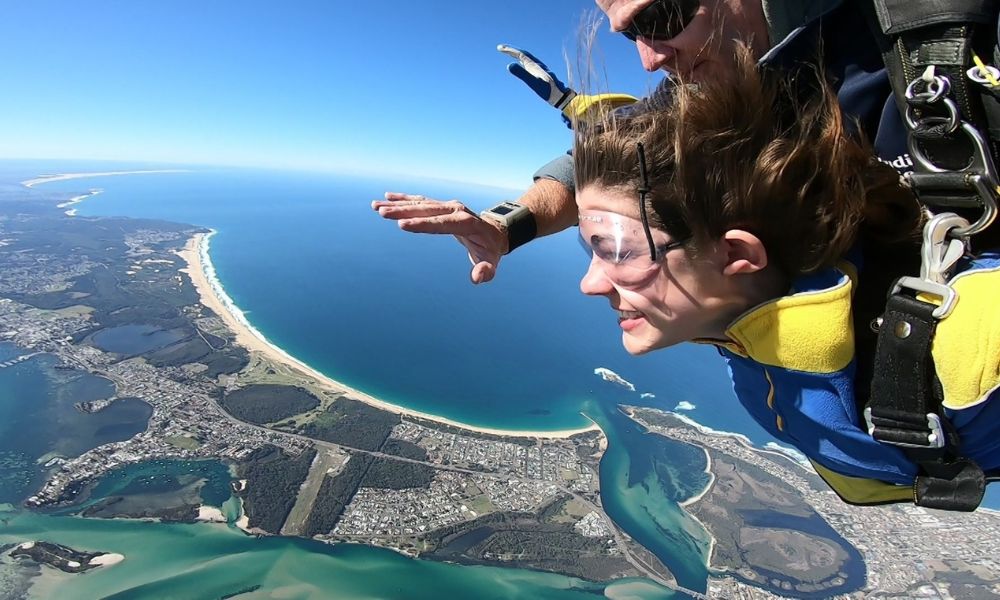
[424, 511, 629, 581]
[381, 439, 427, 461]
[467, 495, 495, 515]
[221, 384, 320, 425]
[302, 452, 374, 537]
[362, 456, 434, 489]
[238, 444, 317, 533]
[165, 435, 201, 450]
[298, 397, 399, 451]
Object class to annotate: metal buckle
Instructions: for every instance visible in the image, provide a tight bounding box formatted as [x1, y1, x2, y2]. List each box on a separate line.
[891, 213, 969, 319]
[864, 407, 948, 449]
[892, 276, 958, 319]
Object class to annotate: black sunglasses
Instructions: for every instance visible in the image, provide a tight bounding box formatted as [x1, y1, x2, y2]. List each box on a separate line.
[620, 0, 700, 42]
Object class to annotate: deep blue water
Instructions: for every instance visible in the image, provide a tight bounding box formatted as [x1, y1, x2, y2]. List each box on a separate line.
[38, 167, 767, 440]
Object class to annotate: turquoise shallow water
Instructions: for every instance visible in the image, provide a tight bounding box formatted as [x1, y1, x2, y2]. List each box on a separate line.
[0, 507, 682, 600]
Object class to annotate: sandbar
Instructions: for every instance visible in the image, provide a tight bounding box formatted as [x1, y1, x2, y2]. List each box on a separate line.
[177, 232, 599, 440]
[88, 553, 125, 566]
[21, 170, 190, 188]
[195, 506, 227, 523]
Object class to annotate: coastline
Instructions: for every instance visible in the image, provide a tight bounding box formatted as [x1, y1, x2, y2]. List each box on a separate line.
[21, 169, 191, 189]
[177, 231, 599, 440]
[56, 189, 102, 216]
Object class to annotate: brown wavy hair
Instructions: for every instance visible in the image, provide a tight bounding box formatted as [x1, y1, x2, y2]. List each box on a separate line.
[573, 47, 921, 277]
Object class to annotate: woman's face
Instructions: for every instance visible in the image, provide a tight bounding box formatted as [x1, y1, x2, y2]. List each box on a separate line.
[577, 184, 735, 355]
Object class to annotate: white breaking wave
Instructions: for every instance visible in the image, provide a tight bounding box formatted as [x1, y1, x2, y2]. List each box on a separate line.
[56, 189, 102, 216]
[198, 231, 278, 351]
[764, 442, 812, 468]
[667, 411, 754, 445]
[673, 401, 696, 411]
[640, 392, 655, 399]
[593, 367, 636, 392]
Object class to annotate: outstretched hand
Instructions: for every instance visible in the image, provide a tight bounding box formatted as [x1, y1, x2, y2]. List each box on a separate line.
[372, 192, 508, 284]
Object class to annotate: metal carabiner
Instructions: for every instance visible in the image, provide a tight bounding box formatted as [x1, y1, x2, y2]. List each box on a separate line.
[907, 121, 1000, 237]
[918, 213, 970, 284]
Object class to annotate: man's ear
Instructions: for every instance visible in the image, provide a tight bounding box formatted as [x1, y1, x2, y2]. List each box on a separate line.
[720, 229, 768, 276]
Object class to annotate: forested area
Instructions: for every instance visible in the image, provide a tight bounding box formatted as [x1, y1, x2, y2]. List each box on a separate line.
[298, 397, 399, 451]
[221, 384, 320, 424]
[302, 452, 374, 537]
[362, 456, 434, 489]
[238, 444, 317, 532]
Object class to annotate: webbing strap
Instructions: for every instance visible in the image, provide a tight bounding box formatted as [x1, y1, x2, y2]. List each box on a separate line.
[869, 294, 943, 440]
[872, 0, 996, 35]
[872, 0, 1000, 238]
[868, 293, 986, 510]
[916, 458, 987, 510]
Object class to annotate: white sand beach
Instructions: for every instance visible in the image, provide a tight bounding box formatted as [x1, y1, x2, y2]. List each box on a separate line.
[195, 506, 227, 523]
[88, 553, 125, 566]
[21, 169, 190, 188]
[177, 232, 599, 440]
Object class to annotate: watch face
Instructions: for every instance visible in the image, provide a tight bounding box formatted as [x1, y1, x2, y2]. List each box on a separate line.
[492, 205, 515, 216]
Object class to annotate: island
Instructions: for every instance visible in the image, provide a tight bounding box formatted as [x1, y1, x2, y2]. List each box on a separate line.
[8, 542, 123, 574]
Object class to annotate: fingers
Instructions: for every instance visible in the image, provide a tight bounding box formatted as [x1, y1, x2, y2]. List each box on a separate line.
[396, 212, 484, 235]
[471, 261, 496, 284]
[373, 194, 477, 229]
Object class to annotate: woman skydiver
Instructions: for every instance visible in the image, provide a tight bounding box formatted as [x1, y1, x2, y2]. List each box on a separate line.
[573, 48, 1000, 506]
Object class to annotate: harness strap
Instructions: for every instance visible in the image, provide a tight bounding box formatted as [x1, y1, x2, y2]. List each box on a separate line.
[860, 0, 996, 511]
[868, 293, 986, 511]
[872, 0, 1000, 246]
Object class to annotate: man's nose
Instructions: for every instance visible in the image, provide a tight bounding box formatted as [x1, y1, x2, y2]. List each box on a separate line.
[636, 37, 673, 72]
[580, 259, 613, 296]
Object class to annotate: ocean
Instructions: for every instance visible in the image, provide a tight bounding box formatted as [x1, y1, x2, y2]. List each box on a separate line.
[38, 167, 762, 438]
[2, 164, 996, 598]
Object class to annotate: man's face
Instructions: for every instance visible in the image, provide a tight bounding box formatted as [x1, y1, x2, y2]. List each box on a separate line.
[597, 0, 769, 81]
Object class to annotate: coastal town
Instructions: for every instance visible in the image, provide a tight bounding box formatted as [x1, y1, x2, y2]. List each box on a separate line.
[2, 175, 1000, 599]
[627, 408, 1000, 599]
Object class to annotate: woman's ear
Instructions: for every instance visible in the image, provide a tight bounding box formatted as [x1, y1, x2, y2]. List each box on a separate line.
[720, 229, 768, 276]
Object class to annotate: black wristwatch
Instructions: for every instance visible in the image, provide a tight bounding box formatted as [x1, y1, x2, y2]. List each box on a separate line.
[480, 201, 537, 254]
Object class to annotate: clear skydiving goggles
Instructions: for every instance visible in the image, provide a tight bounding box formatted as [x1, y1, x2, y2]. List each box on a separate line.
[578, 211, 686, 289]
[619, 0, 700, 42]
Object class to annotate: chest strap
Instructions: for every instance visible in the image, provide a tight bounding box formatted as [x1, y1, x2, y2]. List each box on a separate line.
[866, 215, 987, 510]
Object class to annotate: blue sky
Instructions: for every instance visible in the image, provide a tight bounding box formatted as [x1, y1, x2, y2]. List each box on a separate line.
[0, 1, 663, 190]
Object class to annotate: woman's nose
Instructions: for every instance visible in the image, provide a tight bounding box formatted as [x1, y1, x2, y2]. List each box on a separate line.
[580, 259, 613, 296]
